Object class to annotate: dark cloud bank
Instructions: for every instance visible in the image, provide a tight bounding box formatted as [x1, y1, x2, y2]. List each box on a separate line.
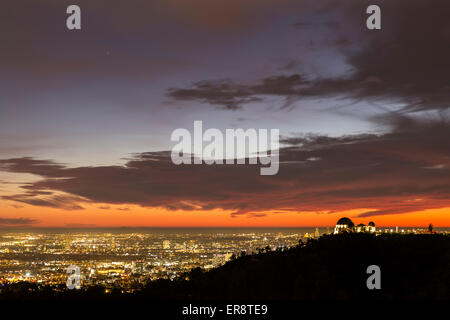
[0, 217, 38, 226]
[1, 115, 449, 218]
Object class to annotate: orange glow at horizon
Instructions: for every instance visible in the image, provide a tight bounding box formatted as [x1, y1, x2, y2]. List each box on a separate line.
[1, 201, 449, 228]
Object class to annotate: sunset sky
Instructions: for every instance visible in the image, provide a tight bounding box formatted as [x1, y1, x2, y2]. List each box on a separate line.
[1, 0, 449, 228]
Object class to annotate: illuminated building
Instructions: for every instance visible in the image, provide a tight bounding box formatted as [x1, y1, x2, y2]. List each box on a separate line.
[334, 218, 376, 234]
[163, 240, 170, 250]
[314, 228, 320, 238]
[334, 217, 355, 234]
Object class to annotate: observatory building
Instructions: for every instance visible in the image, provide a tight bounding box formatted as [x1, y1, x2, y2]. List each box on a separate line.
[334, 217, 376, 234]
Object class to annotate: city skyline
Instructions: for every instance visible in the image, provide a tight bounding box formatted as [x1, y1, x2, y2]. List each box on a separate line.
[1, 225, 443, 289]
[0, 228, 312, 288]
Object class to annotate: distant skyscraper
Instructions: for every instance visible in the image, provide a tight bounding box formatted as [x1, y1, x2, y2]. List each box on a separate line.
[65, 239, 71, 251]
[163, 240, 170, 250]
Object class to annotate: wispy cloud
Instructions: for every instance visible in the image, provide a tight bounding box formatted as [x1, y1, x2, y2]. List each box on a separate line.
[0, 217, 38, 226]
[167, 0, 450, 113]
